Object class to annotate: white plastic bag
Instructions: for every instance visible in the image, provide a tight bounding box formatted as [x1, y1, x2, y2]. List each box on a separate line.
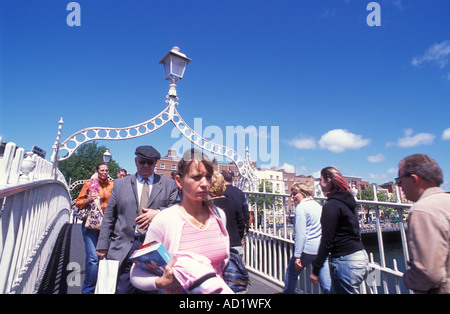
[95, 259, 119, 294]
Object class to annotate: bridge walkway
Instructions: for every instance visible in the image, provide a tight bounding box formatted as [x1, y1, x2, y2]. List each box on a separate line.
[37, 223, 283, 294]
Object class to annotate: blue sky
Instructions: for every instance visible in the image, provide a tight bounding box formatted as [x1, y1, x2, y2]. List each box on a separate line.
[1, 0, 450, 190]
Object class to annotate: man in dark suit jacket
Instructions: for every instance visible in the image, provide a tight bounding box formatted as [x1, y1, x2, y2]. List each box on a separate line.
[96, 146, 179, 294]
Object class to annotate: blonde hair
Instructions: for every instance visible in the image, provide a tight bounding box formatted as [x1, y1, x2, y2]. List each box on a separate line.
[211, 171, 226, 197]
[291, 183, 314, 198]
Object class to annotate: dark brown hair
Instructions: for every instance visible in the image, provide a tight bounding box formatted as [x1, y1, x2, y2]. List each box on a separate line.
[177, 148, 214, 179]
[96, 162, 109, 171]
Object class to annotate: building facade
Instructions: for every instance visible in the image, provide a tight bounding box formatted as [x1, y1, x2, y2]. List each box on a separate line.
[155, 149, 241, 185]
[155, 149, 408, 225]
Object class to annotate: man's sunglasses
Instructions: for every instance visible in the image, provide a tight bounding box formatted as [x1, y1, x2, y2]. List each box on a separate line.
[394, 173, 411, 185]
[138, 159, 156, 166]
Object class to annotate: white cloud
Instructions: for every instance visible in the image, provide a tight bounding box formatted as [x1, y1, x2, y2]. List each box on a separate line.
[392, 0, 404, 10]
[279, 162, 296, 173]
[442, 128, 450, 140]
[285, 136, 317, 150]
[412, 40, 450, 69]
[388, 168, 397, 174]
[321, 9, 336, 19]
[312, 170, 321, 179]
[318, 129, 371, 153]
[296, 166, 308, 175]
[368, 153, 385, 163]
[368, 173, 388, 181]
[397, 128, 435, 147]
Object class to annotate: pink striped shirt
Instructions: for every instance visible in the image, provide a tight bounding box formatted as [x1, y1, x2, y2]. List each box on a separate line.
[178, 213, 228, 276]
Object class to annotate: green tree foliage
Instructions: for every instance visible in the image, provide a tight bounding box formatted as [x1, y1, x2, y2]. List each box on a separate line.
[58, 142, 121, 199]
[357, 186, 397, 223]
[248, 180, 273, 210]
[248, 180, 284, 225]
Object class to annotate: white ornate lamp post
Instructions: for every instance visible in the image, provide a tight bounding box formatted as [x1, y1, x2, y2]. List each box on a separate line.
[159, 46, 191, 97]
[159, 46, 191, 123]
[51, 47, 258, 191]
[103, 149, 112, 163]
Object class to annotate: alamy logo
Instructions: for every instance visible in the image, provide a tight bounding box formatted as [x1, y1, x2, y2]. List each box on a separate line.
[366, 262, 382, 288]
[66, 3, 381, 28]
[66, 262, 81, 287]
[66, 2, 81, 27]
[367, 2, 381, 27]
[170, 118, 280, 168]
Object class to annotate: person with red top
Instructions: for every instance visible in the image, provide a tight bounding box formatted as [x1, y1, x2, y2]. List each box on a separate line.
[75, 162, 113, 294]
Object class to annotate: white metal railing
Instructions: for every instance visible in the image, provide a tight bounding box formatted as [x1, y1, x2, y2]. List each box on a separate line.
[243, 190, 412, 294]
[0, 140, 70, 294]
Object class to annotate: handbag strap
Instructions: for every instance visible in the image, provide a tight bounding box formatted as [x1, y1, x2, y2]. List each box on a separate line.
[212, 206, 221, 219]
[211, 206, 229, 239]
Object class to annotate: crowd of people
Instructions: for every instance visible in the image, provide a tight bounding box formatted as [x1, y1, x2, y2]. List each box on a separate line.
[75, 146, 449, 295]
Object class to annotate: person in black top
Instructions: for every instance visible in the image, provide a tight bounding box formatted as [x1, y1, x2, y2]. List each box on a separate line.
[211, 171, 245, 255]
[310, 166, 369, 294]
[221, 170, 249, 233]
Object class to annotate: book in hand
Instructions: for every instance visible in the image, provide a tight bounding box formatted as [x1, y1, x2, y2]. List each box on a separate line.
[130, 242, 172, 276]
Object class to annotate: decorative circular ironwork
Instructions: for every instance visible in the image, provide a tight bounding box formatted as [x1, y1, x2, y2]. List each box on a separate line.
[57, 105, 172, 161]
[55, 96, 258, 191]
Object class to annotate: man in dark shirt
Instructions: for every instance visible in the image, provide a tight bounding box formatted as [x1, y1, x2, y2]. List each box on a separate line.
[221, 170, 249, 233]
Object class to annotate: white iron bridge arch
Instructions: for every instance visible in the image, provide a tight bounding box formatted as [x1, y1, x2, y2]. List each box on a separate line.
[51, 94, 258, 191]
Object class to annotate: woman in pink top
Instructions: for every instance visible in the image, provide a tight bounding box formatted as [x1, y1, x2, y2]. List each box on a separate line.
[130, 149, 231, 293]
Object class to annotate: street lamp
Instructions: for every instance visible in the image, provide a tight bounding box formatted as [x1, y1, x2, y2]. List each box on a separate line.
[159, 46, 191, 97]
[103, 149, 112, 163]
[52, 46, 257, 190]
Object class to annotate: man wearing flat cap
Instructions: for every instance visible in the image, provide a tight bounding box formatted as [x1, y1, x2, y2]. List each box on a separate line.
[97, 145, 180, 294]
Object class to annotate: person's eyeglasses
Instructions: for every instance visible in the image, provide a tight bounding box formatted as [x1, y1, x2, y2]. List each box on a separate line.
[395, 174, 411, 185]
[138, 159, 156, 166]
[291, 192, 298, 197]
